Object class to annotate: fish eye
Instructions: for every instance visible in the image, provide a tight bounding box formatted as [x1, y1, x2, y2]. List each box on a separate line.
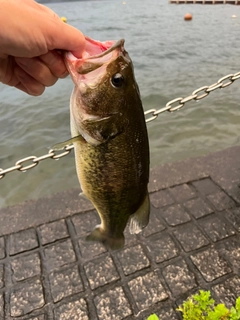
[111, 73, 124, 88]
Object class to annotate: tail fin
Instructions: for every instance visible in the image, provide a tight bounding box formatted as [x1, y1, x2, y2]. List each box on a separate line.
[86, 225, 125, 250]
[129, 193, 150, 234]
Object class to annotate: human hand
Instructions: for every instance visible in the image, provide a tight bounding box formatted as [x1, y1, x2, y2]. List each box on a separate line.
[0, 0, 85, 95]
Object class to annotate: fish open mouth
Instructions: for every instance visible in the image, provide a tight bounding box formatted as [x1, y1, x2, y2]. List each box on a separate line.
[83, 37, 124, 60]
[65, 37, 125, 82]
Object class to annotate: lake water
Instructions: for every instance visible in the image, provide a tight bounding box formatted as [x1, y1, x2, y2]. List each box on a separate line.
[1, 0, 240, 208]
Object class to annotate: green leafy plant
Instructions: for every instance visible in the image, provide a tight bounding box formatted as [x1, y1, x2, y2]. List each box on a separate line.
[146, 290, 240, 320]
[147, 315, 159, 320]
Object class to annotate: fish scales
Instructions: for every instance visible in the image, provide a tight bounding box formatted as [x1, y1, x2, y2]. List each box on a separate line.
[65, 37, 150, 250]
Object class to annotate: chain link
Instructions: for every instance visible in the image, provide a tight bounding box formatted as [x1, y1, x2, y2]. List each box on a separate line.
[0, 145, 73, 180]
[145, 71, 240, 122]
[1, 71, 240, 179]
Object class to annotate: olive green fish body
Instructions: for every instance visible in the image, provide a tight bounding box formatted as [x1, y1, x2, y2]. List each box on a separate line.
[66, 37, 150, 249]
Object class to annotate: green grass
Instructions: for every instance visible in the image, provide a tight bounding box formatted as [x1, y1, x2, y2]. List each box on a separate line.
[147, 290, 240, 320]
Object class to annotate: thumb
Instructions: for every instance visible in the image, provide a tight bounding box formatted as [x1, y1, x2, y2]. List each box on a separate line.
[47, 20, 86, 58]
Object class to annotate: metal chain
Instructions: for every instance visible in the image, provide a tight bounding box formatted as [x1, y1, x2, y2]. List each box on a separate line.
[1, 71, 240, 180]
[0, 146, 73, 179]
[145, 71, 240, 122]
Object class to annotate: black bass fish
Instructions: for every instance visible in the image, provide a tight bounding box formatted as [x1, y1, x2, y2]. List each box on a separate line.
[65, 37, 150, 250]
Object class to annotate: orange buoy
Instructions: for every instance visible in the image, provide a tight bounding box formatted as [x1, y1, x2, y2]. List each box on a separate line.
[184, 13, 192, 21]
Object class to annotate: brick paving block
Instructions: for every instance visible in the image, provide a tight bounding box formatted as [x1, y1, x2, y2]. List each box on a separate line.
[183, 198, 214, 219]
[54, 298, 89, 320]
[94, 286, 132, 320]
[191, 248, 232, 282]
[173, 223, 209, 252]
[0, 293, 4, 319]
[10, 278, 44, 317]
[0, 237, 5, 259]
[142, 206, 166, 237]
[128, 271, 168, 310]
[0, 264, 4, 288]
[117, 244, 150, 275]
[170, 184, 196, 202]
[163, 259, 197, 296]
[161, 204, 191, 226]
[199, 215, 235, 242]
[153, 306, 179, 320]
[38, 219, 69, 245]
[212, 276, 240, 308]
[225, 208, 240, 232]
[192, 178, 220, 195]
[150, 190, 175, 208]
[9, 228, 38, 256]
[71, 211, 99, 237]
[49, 265, 84, 302]
[218, 237, 240, 273]
[207, 191, 236, 211]
[44, 239, 76, 272]
[78, 237, 106, 259]
[84, 255, 119, 290]
[11, 252, 41, 282]
[146, 232, 179, 263]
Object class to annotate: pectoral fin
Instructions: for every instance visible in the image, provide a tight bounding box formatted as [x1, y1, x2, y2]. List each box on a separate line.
[129, 193, 150, 234]
[50, 135, 83, 151]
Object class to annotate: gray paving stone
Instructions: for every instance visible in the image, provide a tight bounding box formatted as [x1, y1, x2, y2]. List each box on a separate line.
[49, 265, 83, 302]
[54, 298, 89, 320]
[173, 222, 209, 252]
[191, 248, 232, 282]
[207, 191, 236, 211]
[199, 215, 235, 242]
[0, 293, 4, 319]
[84, 255, 119, 290]
[94, 286, 132, 320]
[183, 197, 214, 219]
[163, 259, 197, 296]
[117, 244, 150, 275]
[192, 178, 220, 195]
[0, 264, 4, 288]
[146, 232, 179, 263]
[9, 228, 38, 256]
[38, 219, 69, 245]
[218, 237, 240, 274]
[0, 237, 5, 259]
[11, 252, 41, 282]
[150, 189, 175, 208]
[153, 306, 179, 320]
[161, 204, 191, 226]
[71, 210, 99, 237]
[78, 237, 106, 259]
[10, 278, 44, 317]
[44, 239, 76, 272]
[225, 207, 240, 232]
[128, 271, 168, 310]
[142, 206, 166, 237]
[170, 183, 197, 202]
[212, 276, 240, 308]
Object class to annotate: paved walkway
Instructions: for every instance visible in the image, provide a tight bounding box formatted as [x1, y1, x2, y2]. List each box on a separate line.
[0, 146, 239, 320]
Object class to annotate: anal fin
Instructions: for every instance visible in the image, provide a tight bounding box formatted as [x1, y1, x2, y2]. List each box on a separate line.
[129, 193, 150, 234]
